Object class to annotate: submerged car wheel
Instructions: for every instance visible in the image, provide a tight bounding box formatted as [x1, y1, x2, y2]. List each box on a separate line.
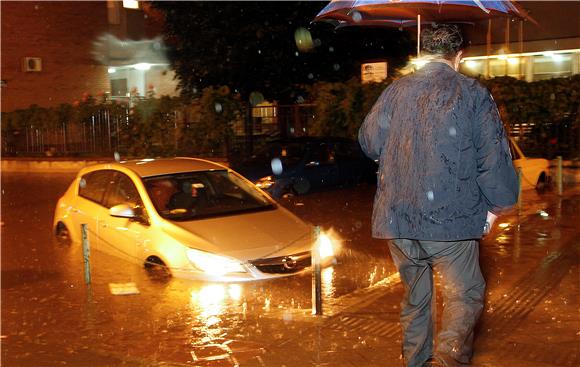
[55, 222, 72, 246]
[292, 177, 311, 195]
[144, 256, 171, 280]
[536, 172, 548, 192]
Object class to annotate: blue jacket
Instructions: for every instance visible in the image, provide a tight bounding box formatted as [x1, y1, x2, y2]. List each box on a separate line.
[359, 62, 518, 241]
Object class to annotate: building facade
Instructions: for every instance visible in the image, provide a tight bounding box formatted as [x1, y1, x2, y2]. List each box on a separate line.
[1, 0, 178, 113]
[460, 2, 580, 81]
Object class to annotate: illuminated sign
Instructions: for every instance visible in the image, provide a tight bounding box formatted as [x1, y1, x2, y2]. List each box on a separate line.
[361, 62, 388, 83]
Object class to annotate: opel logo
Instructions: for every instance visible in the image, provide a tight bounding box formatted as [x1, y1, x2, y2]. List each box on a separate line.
[282, 256, 298, 270]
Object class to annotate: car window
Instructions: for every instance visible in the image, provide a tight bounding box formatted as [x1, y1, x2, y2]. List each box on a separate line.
[334, 141, 361, 158]
[79, 170, 115, 206]
[309, 143, 335, 164]
[104, 172, 143, 209]
[250, 142, 304, 166]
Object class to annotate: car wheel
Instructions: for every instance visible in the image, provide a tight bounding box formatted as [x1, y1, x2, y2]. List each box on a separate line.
[536, 172, 547, 192]
[144, 256, 171, 281]
[292, 177, 311, 195]
[55, 222, 72, 246]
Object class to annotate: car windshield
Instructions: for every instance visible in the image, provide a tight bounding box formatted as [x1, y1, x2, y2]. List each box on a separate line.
[143, 170, 275, 221]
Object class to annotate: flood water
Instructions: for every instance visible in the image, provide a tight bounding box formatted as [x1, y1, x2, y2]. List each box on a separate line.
[1, 173, 395, 366]
[3, 173, 575, 366]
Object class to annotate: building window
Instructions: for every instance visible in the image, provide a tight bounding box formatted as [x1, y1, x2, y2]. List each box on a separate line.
[123, 0, 140, 9]
[111, 79, 128, 97]
[533, 54, 573, 80]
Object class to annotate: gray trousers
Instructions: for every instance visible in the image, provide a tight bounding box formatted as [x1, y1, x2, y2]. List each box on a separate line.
[389, 239, 486, 367]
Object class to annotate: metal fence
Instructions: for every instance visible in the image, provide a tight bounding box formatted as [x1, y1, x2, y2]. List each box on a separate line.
[1, 104, 317, 160]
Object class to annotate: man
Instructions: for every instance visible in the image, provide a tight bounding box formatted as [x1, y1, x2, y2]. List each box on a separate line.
[358, 25, 518, 367]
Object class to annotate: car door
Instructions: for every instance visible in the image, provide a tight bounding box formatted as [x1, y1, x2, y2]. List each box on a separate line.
[99, 171, 150, 266]
[73, 170, 116, 252]
[304, 142, 340, 189]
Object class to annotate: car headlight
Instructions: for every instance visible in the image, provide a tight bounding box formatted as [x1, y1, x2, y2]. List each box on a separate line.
[186, 249, 246, 276]
[318, 233, 335, 259]
[256, 175, 275, 189]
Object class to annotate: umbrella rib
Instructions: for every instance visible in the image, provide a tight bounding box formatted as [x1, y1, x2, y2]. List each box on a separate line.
[473, 0, 491, 14]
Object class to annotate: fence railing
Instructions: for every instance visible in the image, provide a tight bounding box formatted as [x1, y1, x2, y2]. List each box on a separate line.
[1, 104, 317, 160]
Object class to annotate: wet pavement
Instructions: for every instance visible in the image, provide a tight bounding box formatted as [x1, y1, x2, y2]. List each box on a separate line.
[1, 173, 579, 366]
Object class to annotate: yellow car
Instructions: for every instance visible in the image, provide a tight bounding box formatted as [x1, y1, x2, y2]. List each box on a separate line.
[53, 158, 335, 281]
[509, 137, 551, 190]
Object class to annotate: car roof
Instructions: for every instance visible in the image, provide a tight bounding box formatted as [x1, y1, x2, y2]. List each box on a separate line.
[109, 157, 228, 178]
[266, 136, 356, 145]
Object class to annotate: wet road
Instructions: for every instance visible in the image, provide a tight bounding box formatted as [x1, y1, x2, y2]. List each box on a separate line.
[1, 173, 577, 366]
[1, 173, 394, 366]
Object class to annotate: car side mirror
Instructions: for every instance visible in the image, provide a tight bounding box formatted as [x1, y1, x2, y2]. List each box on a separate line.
[109, 204, 137, 219]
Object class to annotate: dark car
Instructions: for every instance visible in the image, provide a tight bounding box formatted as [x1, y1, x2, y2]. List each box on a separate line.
[232, 137, 377, 197]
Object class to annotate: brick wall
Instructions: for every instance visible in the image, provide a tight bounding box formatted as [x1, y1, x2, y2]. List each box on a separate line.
[1, 1, 110, 112]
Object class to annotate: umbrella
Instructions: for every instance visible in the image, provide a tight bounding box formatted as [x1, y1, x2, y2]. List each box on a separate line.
[314, 0, 531, 57]
[315, 0, 529, 24]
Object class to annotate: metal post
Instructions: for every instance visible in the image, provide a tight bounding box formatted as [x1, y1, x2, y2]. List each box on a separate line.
[517, 167, 523, 214]
[312, 226, 323, 316]
[416, 14, 421, 58]
[557, 156, 563, 195]
[81, 224, 91, 284]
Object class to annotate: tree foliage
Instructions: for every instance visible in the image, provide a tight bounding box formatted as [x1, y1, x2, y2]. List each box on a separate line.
[150, 1, 413, 102]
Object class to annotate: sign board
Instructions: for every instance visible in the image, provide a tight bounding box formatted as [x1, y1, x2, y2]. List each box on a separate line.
[361, 62, 388, 83]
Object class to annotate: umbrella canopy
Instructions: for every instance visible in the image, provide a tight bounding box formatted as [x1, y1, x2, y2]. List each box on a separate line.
[314, 0, 531, 58]
[315, 0, 529, 25]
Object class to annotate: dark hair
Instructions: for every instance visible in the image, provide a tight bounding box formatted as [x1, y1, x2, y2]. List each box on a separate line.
[421, 24, 463, 58]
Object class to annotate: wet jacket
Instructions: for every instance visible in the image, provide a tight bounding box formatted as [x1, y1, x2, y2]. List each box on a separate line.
[359, 62, 518, 241]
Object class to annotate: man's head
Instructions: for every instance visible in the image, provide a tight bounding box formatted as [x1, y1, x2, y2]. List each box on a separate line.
[421, 24, 464, 61]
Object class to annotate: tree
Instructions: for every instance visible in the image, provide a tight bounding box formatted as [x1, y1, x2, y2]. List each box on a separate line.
[150, 1, 413, 102]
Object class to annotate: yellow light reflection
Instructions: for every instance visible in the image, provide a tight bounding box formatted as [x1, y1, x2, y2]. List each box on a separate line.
[465, 60, 478, 69]
[228, 284, 242, 302]
[499, 223, 510, 229]
[322, 267, 336, 299]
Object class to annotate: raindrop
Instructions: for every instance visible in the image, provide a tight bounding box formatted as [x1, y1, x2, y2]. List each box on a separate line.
[79, 178, 87, 189]
[258, 49, 262, 54]
[333, 64, 340, 71]
[449, 127, 457, 137]
[307, 73, 314, 79]
[296, 96, 305, 104]
[314, 38, 322, 47]
[214, 102, 223, 113]
[329, 46, 335, 52]
[295, 52, 299, 57]
[271, 158, 283, 175]
[351, 11, 362, 23]
[427, 191, 434, 201]
[294, 27, 314, 52]
[113, 151, 120, 162]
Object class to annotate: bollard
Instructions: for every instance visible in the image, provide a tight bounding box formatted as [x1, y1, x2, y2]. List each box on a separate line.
[557, 156, 563, 195]
[312, 226, 323, 316]
[81, 224, 91, 284]
[517, 167, 523, 214]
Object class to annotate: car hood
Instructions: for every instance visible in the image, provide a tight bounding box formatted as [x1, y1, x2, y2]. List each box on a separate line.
[166, 207, 313, 261]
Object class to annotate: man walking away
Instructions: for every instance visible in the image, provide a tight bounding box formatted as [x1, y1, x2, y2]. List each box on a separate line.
[358, 24, 519, 367]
